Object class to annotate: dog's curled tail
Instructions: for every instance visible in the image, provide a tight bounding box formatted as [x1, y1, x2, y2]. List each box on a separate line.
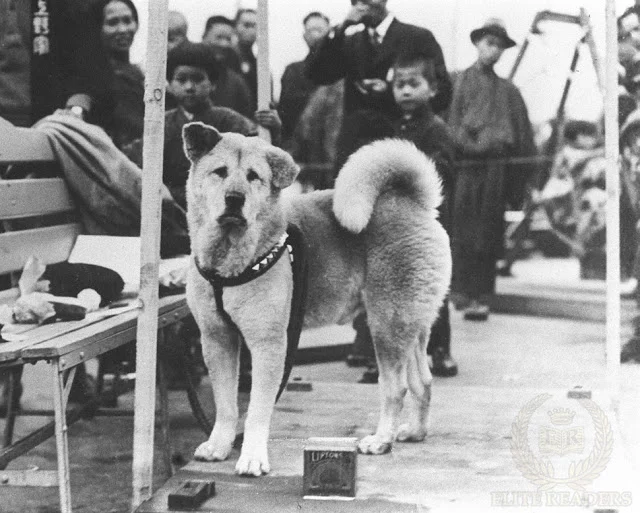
[333, 138, 443, 233]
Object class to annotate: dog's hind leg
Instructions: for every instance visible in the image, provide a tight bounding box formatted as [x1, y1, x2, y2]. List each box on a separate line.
[397, 329, 432, 442]
[194, 323, 240, 462]
[357, 323, 413, 455]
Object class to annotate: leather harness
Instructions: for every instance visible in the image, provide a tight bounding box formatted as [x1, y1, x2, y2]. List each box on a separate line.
[194, 224, 308, 401]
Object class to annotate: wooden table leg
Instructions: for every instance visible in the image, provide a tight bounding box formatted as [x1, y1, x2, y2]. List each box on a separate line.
[52, 359, 73, 513]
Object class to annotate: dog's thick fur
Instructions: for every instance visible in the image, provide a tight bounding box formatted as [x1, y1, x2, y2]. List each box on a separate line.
[183, 122, 451, 476]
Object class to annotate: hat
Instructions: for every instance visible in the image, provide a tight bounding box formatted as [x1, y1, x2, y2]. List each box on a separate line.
[470, 18, 516, 49]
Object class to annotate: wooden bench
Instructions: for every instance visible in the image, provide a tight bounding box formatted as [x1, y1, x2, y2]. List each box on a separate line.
[0, 119, 191, 513]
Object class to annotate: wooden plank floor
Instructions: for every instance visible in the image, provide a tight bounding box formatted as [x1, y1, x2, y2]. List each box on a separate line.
[137, 310, 640, 513]
[138, 379, 637, 512]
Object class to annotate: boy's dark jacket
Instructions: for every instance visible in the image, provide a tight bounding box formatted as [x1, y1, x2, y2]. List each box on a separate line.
[392, 105, 455, 230]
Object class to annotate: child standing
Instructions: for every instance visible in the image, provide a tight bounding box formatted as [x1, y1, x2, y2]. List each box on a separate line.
[448, 19, 536, 321]
[391, 51, 457, 377]
[351, 51, 458, 381]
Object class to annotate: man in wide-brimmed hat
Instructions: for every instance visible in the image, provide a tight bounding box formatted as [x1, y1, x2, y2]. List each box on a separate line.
[448, 18, 537, 321]
[470, 18, 517, 49]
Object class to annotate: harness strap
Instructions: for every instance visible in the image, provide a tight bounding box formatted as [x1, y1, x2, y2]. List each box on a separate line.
[195, 224, 308, 402]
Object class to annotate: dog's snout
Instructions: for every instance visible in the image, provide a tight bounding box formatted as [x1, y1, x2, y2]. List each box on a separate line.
[225, 192, 246, 211]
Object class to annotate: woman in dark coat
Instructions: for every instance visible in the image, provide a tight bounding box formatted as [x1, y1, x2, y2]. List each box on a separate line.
[92, 0, 145, 149]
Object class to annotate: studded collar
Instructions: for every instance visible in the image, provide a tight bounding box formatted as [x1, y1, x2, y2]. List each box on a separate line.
[194, 231, 293, 288]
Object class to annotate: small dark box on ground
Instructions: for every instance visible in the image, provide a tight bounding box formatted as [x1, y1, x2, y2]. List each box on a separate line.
[303, 437, 357, 499]
[286, 377, 312, 391]
[168, 480, 215, 510]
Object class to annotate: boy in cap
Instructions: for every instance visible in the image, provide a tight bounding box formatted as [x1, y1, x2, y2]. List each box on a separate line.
[448, 19, 536, 321]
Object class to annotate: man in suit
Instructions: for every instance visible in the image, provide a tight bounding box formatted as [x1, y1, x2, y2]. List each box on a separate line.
[305, 0, 457, 380]
[305, 0, 451, 125]
[278, 11, 331, 150]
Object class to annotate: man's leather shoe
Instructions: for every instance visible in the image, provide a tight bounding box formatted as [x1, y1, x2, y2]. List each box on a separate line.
[464, 300, 489, 321]
[358, 366, 379, 384]
[430, 348, 458, 377]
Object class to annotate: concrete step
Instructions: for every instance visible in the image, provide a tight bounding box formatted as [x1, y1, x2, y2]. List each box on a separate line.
[493, 257, 636, 323]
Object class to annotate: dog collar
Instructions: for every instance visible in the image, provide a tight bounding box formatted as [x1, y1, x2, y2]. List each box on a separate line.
[194, 231, 291, 288]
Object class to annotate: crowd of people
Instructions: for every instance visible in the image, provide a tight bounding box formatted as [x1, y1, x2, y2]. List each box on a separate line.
[3, 0, 637, 408]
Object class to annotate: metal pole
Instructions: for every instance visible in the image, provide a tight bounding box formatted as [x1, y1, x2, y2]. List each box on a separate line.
[257, 0, 271, 142]
[604, 0, 620, 412]
[131, 0, 169, 510]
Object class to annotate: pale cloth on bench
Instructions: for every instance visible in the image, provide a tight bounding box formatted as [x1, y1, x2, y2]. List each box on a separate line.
[33, 114, 189, 254]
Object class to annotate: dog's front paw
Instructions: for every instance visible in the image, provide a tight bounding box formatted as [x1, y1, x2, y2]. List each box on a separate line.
[358, 434, 393, 455]
[235, 446, 270, 476]
[396, 423, 427, 443]
[193, 440, 233, 462]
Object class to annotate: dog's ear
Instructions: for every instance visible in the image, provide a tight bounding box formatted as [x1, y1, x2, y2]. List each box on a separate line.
[266, 146, 299, 190]
[182, 122, 222, 162]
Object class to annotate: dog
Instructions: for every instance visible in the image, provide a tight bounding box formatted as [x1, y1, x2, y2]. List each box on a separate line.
[183, 122, 451, 476]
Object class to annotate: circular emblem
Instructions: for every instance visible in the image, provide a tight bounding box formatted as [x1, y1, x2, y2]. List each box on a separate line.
[510, 393, 613, 492]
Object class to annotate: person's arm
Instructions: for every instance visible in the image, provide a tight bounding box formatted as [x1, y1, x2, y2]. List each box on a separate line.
[232, 73, 256, 118]
[418, 122, 456, 196]
[304, 5, 366, 85]
[304, 26, 349, 85]
[510, 88, 537, 158]
[254, 109, 282, 147]
[278, 64, 297, 141]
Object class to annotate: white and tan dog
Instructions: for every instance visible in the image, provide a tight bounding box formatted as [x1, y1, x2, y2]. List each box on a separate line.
[183, 122, 451, 476]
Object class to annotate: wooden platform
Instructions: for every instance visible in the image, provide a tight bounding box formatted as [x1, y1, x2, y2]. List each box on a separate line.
[137, 381, 636, 513]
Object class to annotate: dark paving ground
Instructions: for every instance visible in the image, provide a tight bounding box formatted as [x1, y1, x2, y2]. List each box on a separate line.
[2, 307, 639, 513]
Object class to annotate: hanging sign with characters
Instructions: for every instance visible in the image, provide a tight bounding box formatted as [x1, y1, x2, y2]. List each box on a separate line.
[33, 0, 50, 55]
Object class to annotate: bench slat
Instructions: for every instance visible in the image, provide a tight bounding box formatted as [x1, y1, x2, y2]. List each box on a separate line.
[0, 224, 81, 275]
[0, 119, 54, 164]
[0, 317, 105, 363]
[20, 294, 188, 360]
[0, 179, 75, 219]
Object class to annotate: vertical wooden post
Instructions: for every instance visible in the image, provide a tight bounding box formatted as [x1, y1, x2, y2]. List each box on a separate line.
[604, 0, 620, 413]
[257, 0, 271, 142]
[131, 0, 169, 510]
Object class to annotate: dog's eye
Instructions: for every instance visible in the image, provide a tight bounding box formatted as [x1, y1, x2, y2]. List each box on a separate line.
[247, 169, 260, 182]
[212, 166, 228, 178]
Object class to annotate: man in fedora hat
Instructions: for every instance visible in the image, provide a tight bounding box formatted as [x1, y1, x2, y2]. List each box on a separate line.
[448, 18, 536, 321]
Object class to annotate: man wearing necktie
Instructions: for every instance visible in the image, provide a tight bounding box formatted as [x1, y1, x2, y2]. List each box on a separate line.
[305, 0, 457, 381]
[305, 0, 451, 125]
